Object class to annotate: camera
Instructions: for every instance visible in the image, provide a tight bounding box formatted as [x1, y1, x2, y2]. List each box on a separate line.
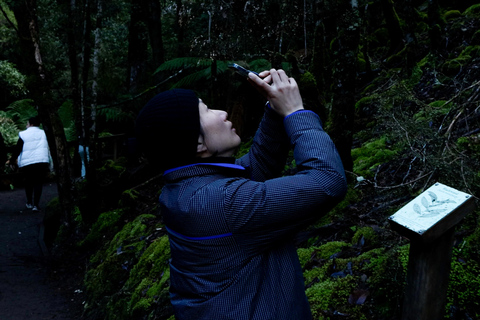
[228, 63, 259, 78]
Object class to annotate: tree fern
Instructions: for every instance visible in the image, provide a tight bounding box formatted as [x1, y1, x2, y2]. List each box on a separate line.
[5, 99, 37, 129]
[58, 101, 77, 142]
[0, 111, 20, 146]
[97, 106, 135, 123]
[246, 59, 271, 73]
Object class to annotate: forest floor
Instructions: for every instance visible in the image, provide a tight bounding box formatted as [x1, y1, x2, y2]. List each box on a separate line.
[0, 183, 85, 320]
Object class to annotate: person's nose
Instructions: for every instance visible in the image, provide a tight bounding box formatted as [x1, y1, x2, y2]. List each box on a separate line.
[215, 109, 228, 120]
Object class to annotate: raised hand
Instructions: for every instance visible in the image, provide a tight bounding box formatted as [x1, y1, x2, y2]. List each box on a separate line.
[248, 69, 304, 117]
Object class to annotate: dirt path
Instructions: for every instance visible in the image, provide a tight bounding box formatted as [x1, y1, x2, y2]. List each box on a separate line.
[0, 183, 84, 320]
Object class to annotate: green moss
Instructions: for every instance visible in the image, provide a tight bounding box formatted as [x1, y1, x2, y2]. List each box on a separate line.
[458, 46, 480, 60]
[79, 209, 126, 248]
[413, 100, 453, 122]
[464, 4, 480, 16]
[298, 71, 317, 90]
[444, 10, 462, 21]
[442, 55, 472, 76]
[303, 262, 334, 285]
[298, 241, 349, 269]
[83, 214, 161, 319]
[126, 236, 171, 315]
[306, 275, 357, 318]
[446, 248, 480, 317]
[119, 189, 140, 208]
[351, 136, 398, 177]
[363, 247, 406, 317]
[402, 65, 423, 90]
[351, 226, 378, 247]
[457, 135, 480, 154]
[355, 95, 378, 111]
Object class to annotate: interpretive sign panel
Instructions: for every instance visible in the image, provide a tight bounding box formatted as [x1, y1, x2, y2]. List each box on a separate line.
[389, 182, 474, 242]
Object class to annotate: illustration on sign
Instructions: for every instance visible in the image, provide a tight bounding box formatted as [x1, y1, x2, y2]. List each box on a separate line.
[389, 183, 470, 234]
[412, 191, 457, 218]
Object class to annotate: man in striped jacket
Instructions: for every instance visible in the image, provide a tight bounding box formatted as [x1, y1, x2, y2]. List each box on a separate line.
[135, 69, 347, 319]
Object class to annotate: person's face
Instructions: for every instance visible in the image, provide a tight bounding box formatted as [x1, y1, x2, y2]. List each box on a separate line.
[197, 100, 241, 158]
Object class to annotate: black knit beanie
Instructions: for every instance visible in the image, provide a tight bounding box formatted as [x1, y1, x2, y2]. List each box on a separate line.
[135, 89, 200, 171]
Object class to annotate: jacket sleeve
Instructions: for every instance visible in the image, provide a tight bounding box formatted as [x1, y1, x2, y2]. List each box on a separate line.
[236, 104, 291, 182]
[225, 110, 347, 256]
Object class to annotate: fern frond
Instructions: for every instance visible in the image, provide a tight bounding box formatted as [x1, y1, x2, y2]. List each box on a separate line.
[247, 59, 271, 73]
[216, 61, 230, 74]
[172, 67, 212, 88]
[5, 99, 36, 128]
[0, 112, 20, 146]
[58, 100, 74, 129]
[97, 107, 135, 123]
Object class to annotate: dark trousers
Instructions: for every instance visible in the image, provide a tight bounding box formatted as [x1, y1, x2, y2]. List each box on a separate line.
[21, 163, 49, 207]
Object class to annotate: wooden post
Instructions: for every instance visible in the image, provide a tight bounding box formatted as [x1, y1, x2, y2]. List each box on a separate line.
[388, 182, 475, 320]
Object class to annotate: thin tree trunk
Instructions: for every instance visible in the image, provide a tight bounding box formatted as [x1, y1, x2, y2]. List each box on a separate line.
[61, 0, 82, 177]
[90, 0, 101, 168]
[82, 0, 101, 224]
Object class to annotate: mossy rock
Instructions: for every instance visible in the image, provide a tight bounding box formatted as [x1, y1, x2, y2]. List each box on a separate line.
[464, 4, 480, 16]
[84, 214, 160, 318]
[103, 236, 173, 319]
[441, 49, 474, 76]
[79, 208, 126, 249]
[355, 95, 378, 111]
[301, 238, 407, 319]
[444, 10, 462, 21]
[89, 214, 158, 265]
[351, 136, 398, 177]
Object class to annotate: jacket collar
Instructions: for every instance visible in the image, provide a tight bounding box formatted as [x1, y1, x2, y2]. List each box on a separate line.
[163, 158, 246, 181]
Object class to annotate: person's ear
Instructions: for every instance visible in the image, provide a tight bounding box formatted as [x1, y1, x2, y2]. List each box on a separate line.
[197, 134, 207, 154]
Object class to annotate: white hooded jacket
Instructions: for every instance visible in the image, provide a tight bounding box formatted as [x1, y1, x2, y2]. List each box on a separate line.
[18, 126, 50, 167]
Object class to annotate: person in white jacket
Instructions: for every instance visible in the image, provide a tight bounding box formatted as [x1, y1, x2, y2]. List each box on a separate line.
[7, 117, 50, 212]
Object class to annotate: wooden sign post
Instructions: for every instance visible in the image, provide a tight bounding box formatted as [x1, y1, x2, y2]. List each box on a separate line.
[388, 182, 475, 320]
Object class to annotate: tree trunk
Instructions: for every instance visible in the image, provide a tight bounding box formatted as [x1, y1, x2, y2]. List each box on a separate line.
[11, 0, 75, 226]
[126, 0, 148, 93]
[380, 0, 404, 55]
[60, 0, 82, 178]
[146, 0, 164, 67]
[175, 0, 186, 57]
[329, 0, 361, 174]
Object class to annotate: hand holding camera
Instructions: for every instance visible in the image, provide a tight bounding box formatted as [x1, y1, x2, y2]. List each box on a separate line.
[248, 69, 304, 117]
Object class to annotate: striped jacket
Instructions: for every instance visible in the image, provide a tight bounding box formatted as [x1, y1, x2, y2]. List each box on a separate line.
[161, 108, 347, 320]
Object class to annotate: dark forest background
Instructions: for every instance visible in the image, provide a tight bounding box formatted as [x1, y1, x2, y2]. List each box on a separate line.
[1, 0, 480, 319]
